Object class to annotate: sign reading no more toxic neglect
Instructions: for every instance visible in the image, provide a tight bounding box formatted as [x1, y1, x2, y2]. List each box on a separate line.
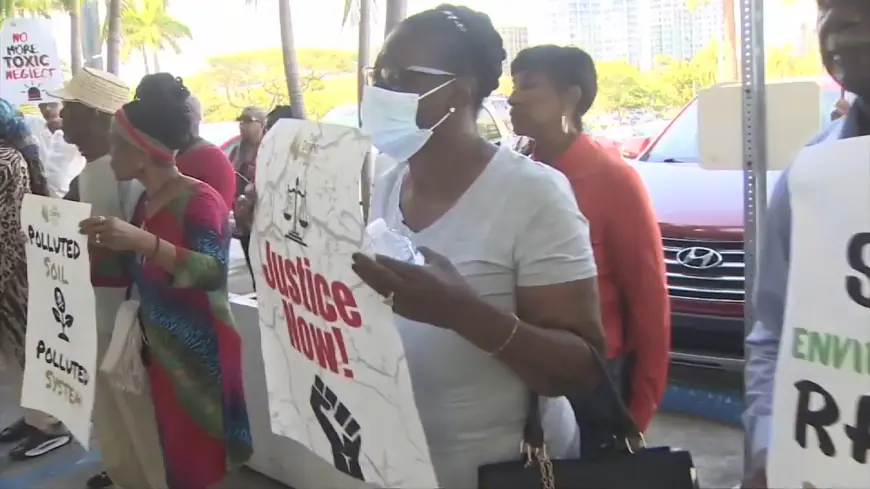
[0, 18, 63, 105]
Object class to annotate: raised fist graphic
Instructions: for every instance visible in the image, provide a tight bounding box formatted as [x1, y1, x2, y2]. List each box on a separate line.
[310, 375, 364, 481]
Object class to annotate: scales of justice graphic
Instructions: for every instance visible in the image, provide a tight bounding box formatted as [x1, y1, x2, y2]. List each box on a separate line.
[283, 176, 310, 247]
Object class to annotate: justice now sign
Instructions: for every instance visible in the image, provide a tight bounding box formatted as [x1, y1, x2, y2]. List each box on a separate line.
[251, 120, 437, 488]
[768, 136, 870, 489]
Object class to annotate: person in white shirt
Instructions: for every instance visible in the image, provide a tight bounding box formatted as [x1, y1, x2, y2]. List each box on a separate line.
[350, 6, 606, 486]
[29, 102, 84, 196]
[24, 102, 85, 198]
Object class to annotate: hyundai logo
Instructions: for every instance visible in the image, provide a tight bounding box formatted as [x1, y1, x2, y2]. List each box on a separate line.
[675, 246, 725, 270]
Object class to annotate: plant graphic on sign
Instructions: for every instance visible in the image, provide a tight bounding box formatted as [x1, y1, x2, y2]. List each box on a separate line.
[52, 286, 73, 342]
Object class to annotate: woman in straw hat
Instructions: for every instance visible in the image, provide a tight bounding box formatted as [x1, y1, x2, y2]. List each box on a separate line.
[0, 98, 72, 461]
[78, 73, 252, 489]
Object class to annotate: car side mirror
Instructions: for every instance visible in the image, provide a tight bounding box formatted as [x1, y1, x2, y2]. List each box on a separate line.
[621, 136, 652, 159]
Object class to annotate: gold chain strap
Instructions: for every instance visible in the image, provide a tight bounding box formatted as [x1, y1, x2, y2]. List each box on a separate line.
[536, 446, 555, 489]
[522, 443, 555, 489]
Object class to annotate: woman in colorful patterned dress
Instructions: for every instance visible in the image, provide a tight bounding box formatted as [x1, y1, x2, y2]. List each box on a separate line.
[78, 73, 252, 489]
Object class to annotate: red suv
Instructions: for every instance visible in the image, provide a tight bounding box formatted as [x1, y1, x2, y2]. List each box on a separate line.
[627, 78, 842, 372]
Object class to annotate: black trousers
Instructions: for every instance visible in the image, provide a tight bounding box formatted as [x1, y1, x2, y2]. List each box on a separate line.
[238, 234, 255, 290]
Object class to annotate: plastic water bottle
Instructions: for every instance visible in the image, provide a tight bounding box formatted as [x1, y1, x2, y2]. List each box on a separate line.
[362, 219, 425, 265]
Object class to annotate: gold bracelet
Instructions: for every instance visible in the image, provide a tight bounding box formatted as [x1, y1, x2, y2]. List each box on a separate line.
[488, 314, 520, 356]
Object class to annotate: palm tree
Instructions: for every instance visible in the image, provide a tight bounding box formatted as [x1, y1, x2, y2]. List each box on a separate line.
[56, 0, 82, 73]
[342, 0, 373, 218]
[245, 0, 306, 118]
[116, 0, 191, 73]
[383, 0, 404, 37]
[687, 0, 809, 82]
[105, 0, 121, 74]
[277, 0, 306, 117]
[342, 0, 405, 218]
[686, 0, 736, 81]
[0, 0, 53, 17]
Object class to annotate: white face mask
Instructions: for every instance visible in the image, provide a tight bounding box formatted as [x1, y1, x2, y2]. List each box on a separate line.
[360, 67, 456, 162]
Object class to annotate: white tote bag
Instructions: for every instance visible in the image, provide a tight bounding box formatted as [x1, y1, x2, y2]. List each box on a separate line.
[100, 299, 147, 395]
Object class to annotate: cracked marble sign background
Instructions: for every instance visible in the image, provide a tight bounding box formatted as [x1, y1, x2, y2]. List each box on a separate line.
[250, 120, 437, 487]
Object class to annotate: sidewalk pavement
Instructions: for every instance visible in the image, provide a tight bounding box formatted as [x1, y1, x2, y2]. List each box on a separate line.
[0, 364, 742, 489]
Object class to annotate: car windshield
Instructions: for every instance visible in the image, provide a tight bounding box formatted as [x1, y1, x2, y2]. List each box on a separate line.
[642, 88, 842, 163]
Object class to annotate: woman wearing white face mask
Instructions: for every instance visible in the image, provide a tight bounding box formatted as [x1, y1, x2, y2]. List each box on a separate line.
[350, 4, 606, 487]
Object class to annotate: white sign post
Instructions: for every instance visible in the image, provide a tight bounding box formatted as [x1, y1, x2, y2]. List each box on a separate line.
[251, 120, 437, 487]
[0, 18, 63, 106]
[767, 137, 870, 489]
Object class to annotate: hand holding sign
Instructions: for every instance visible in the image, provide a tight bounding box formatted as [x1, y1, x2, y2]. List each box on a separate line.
[78, 216, 151, 252]
[351, 247, 475, 329]
[310, 375, 364, 481]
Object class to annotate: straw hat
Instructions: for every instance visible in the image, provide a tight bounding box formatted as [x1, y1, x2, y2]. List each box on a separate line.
[46, 67, 131, 114]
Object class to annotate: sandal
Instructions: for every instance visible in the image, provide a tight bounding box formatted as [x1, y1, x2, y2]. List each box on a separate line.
[87, 471, 114, 488]
[0, 417, 29, 443]
[8, 427, 71, 460]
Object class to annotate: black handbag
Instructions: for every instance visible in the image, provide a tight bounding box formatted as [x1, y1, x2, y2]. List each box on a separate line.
[478, 350, 698, 489]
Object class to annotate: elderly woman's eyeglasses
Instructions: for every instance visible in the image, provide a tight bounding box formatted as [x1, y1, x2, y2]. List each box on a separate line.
[363, 66, 455, 89]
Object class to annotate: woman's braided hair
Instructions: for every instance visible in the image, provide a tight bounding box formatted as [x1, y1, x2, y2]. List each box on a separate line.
[401, 4, 506, 106]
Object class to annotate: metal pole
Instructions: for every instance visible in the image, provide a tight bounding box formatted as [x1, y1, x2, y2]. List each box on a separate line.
[740, 0, 767, 475]
[358, 0, 373, 223]
[82, 0, 103, 70]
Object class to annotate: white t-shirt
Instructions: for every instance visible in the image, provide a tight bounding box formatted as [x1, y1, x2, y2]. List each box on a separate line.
[78, 155, 144, 338]
[25, 115, 85, 198]
[369, 145, 597, 488]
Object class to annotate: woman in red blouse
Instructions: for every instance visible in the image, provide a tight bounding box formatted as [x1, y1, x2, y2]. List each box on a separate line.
[508, 45, 670, 438]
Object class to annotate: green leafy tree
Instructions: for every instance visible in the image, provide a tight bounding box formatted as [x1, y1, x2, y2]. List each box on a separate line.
[595, 60, 654, 114]
[766, 43, 823, 79]
[113, 0, 191, 73]
[185, 48, 357, 122]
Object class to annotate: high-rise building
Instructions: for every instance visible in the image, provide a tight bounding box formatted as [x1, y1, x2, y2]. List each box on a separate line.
[497, 26, 530, 76]
[647, 0, 723, 63]
[542, 0, 724, 69]
[543, 0, 645, 66]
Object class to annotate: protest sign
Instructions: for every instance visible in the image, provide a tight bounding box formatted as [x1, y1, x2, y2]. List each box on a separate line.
[251, 120, 437, 487]
[0, 18, 63, 106]
[767, 136, 870, 488]
[20, 195, 96, 448]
